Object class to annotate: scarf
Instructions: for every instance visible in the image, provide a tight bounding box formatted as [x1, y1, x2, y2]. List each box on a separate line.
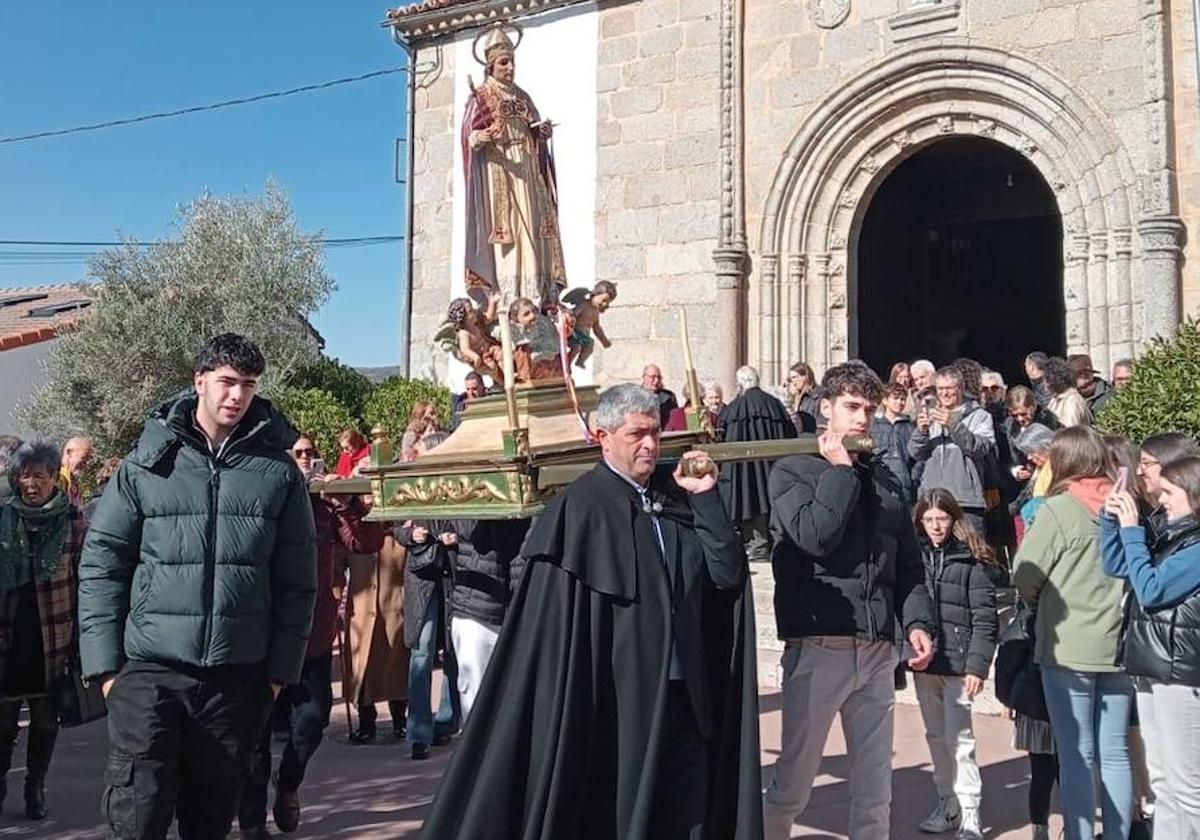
[0, 491, 70, 592]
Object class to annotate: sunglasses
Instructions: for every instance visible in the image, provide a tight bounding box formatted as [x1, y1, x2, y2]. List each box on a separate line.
[292, 448, 318, 457]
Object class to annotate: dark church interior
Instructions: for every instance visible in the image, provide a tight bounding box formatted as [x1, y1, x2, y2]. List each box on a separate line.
[856, 136, 1065, 386]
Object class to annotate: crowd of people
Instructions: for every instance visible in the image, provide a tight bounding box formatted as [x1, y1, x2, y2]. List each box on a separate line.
[1, 332, 1197, 840]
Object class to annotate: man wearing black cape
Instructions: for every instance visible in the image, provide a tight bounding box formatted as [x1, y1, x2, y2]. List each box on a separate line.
[420, 383, 762, 839]
[718, 364, 798, 564]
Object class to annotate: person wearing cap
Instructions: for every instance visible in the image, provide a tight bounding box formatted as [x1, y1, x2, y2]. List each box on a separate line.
[1068, 354, 1111, 415]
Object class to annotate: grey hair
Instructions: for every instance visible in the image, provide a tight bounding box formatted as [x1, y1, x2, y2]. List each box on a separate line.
[7, 439, 62, 494]
[594, 383, 661, 432]
[701, 380, 723, 399]
[981, 369, 1006, 387]
[910, 359, 935, 377]
[735, 366, 760, 390]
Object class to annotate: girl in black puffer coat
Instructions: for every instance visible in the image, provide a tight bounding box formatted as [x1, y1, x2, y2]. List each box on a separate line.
[909, 488, 999, 840]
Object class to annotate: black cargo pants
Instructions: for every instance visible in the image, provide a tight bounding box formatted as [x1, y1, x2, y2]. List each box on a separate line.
[102, 660, 273, 840]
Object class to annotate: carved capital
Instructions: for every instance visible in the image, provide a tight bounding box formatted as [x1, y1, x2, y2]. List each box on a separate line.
[713, 247, 749, 289]
[1137, 216, 1184, 256]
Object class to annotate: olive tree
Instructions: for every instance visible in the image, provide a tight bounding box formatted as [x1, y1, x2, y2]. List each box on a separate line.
[22, 183, 334, 455]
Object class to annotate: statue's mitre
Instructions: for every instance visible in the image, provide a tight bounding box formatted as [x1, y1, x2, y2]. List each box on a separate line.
[472, 21, 523, 65]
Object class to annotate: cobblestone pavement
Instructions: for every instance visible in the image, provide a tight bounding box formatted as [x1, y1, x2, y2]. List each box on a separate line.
[8, 675, 1062, 839]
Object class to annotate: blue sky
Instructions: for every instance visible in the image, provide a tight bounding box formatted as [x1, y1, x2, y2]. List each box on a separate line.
[0, 3, 409, 367]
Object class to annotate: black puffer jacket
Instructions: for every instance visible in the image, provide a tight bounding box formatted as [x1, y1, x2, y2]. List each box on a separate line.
[1120, 520, 1200, 687]
[913, 538, 998, 678]
[444, 518, 529, 628]
[769, 453, 932, 642]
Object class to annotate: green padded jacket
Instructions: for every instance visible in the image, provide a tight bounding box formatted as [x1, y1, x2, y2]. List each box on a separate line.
[78, 392, 317, 685]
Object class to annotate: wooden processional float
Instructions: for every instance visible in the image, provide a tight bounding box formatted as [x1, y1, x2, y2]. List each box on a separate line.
[311, 309, 873, 522]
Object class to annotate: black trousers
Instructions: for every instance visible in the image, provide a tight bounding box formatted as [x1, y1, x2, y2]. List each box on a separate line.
[648, 682, 708, 840]
[0, 694, 58, 784]
[239, 654, 334, 829]
[102, 660, 273, 840]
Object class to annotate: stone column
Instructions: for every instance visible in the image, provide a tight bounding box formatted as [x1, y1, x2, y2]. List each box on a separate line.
[1087, 232, 1110, 374]
[712, 0, 748, 390]
[714, 249, 748, 392]
[758, 253, 779, 381]
[1064, 232, 1091, 354]
[1138, 217, 1185, 338]
[1108, 228, 1134, 363]
[1138, 0, 1183, 340]
[785, 254, 805, 374]
[811, 252, 831, 370]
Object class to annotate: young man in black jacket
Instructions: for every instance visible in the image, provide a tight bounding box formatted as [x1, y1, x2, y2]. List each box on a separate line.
[762, 361, 934, 840]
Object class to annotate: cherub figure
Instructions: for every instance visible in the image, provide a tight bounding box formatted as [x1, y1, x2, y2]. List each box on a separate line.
[443, 291, 505, 384]
[508, 296, 562, 381]
[560, 281, 616, 368]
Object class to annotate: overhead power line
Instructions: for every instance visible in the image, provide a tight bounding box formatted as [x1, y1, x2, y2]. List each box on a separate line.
[0, 67, 409, 145]
[0, 236, 404, 266]
[0, 237, 402, 247]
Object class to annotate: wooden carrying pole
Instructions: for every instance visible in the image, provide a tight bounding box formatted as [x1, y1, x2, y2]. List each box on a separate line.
[497, 307, 521, 432]
[679, 307, 704, 425]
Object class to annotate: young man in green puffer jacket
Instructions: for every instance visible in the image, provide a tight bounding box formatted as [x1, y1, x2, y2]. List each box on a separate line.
[79, 334, 317, 840]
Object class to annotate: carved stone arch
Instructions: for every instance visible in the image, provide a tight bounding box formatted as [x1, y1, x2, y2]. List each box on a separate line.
[755, 42, 1140, 382]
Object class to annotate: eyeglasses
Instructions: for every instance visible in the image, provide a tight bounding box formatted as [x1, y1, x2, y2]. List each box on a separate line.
[1139, 457, 1160, 469]
[292, 448, 318, 457]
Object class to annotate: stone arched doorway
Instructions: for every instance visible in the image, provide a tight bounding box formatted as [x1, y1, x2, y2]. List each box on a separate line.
[855, 136, 1064, 385]
[754, 43, 1155, 385]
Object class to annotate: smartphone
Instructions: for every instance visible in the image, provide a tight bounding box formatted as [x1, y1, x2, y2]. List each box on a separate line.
[311, 458, 326, 478]
[1114, 466, 1128, 494]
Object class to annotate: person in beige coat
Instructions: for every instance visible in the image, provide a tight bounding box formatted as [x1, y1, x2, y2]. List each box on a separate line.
[341, 530, 412, 743]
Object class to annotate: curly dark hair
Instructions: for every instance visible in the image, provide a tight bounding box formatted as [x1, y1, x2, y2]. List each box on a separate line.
[592, 280, 618, 299]
[1041, 356, 1074, 395]
[447, 298, 472, 328]
[193, 333, 265, 376]
[822, 360, 884, 403]
[952, 358, 983, 397]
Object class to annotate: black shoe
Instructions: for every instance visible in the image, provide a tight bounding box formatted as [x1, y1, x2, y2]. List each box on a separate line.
[392, 724, 407, 741]
[432, 731, 454, 747]
[272, 786, 301, 834]
[241, 827, 272, 840]
[23, 783, 46, 820]
[348, 726, 376, 745]
[411, 742, 431, 760]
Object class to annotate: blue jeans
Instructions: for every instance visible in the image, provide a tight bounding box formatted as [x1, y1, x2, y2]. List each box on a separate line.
[1041, 665, 1134, 840]
[407, 590, 459, 746]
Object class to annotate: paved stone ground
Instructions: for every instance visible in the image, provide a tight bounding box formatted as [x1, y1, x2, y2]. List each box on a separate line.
[7, 673, 1063, 839]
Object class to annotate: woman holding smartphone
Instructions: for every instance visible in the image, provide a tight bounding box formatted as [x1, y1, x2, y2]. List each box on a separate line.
[1103, 455, 1200, 836]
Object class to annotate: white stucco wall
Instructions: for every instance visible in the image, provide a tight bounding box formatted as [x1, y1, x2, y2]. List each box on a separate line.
[0, 341, 53, 436]
[445, 5, 600, 388]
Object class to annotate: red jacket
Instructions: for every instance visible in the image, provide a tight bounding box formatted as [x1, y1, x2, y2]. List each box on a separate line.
[307, 497, 384, 660]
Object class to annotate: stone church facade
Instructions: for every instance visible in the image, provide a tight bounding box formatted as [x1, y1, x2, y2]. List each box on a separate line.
[388, 0, 1200, 396]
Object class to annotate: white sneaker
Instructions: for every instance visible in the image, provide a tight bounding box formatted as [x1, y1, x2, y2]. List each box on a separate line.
[918, 796, 962, 833]
[956, 806, 982, 840]
[1030, 825, 1050, 840]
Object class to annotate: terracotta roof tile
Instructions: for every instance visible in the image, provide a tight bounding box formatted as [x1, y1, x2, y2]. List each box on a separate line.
[0, 284, 94, 351]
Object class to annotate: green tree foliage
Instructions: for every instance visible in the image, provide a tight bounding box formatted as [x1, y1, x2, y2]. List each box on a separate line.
[362, 377, 453, 441]
[21, 183, 334, 456]
[1096, 318, 1200, 442]
[288, 355, 375, 418]
[272, 386, 357, 464]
